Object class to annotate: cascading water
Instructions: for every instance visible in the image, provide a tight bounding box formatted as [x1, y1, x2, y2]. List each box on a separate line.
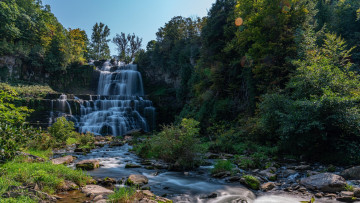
[77, 61, 155, 136]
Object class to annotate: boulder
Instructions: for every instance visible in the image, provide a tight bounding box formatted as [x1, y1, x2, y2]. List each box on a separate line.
[337, 191, 357, 202]
[81, 185, 114, 196]
[125, 163, 141, 168]
[96, 177, 116, 187]
[51, 155, 74, 165]
[341, 166, 360, 180]
[76, 159, 100, 170]
[260, 182, 275, 191]
[354, 188, 360, 198]
[126, 174, 149, 186]
[295, 165, 311, 170]
[300, 173, 346, 193]
[259, 169, 277, 181]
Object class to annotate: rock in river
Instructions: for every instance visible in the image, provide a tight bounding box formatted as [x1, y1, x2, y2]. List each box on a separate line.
[300, 173, 346, 193]
[126, 174, 148, 186]
[341, 166, 360, 180]
[76, 159, 100, 170]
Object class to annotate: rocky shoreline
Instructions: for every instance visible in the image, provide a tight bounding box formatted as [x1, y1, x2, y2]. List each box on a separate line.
[6, 136, 360, 203]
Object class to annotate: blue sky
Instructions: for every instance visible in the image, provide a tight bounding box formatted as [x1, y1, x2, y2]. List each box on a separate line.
[42, 0, 216, 56]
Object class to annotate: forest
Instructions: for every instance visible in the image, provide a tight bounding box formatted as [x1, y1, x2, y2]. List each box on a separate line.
[1, 0, 360, 202]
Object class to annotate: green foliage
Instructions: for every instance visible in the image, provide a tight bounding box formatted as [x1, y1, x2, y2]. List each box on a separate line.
[108, 187, 137, 203]
[90, 22, 110, 60]
[134, 118, 204, 170]
[255, 33, 360, 164]
[48, 117, 76, 142]
[0, 196, 37, 203]
[113, 32, 142, 63]
[242, 175, 260, 190]
[345, 184, 354, 192]
[211, 160, 234, 174]
[300, 196, 315, 203]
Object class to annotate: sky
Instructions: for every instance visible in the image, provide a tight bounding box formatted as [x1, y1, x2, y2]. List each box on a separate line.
[42, 0, 216, 56]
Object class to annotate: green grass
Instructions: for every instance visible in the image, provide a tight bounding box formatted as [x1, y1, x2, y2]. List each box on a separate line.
[23, 149, 53, 161]
[0, 156, 93, 195]
[0, 196, 37, 203]
[108, 187, 137, 202]
[211, 160, 234, 174]
[0, 83, 57, 99]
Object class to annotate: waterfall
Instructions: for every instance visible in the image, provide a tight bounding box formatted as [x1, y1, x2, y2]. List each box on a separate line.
[77, 61, 155, 136]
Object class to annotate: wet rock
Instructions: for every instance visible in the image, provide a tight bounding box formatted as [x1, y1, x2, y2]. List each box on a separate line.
[337, 191, 357, 202]
[212, 171, 231, 178]
[341, 166, 360, 180]
[200, 192, 218, 199]
[280, 169, 297, 178]
[295, 165, 311, 170]
[74, 148, 91, 153]
[300, 173, 346, 193]
[94, 141, 106, 147]
[297, 187, 307, 193]
[205, 152, 221, 159]
[96, 177, 116, 187]
[315, 192, 323, 198]
[109, 140, 124, 147]
[51, 155, 74, 165]
[125, 163, 141, 168]
[259, 169, 277, 181]
[227, 176, 241, 182]
[307, 170, 320, 177]
[354, 188, 360, 197]
[76, 159, 100, 170]
[81, 185, 114, 196]
[260, 182, 275, 191]
[126, 174, 149, 186]
[59, 180, 79, 191]
[152, 162, 168, 169]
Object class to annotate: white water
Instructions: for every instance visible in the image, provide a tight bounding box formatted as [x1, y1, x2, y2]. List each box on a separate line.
[78, 61, 155, 136]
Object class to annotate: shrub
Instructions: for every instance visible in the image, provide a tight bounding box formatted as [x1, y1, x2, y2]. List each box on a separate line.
[108, 187, 137, 203]
[211, 160, 234, 174]
[48, 117, 77, 143]
[134, 118, 204, 170]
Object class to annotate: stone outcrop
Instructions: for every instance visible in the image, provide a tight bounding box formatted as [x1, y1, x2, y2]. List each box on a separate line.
[300, 173, 346, 193]
[341, 166, 360, 180]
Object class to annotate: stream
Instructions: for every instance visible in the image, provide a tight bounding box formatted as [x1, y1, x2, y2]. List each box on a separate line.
[57, 144, 339, 203]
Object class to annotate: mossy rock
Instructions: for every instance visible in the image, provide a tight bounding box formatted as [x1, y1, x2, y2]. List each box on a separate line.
[76, 160, 100, 170]
[241, 175, 260, 190]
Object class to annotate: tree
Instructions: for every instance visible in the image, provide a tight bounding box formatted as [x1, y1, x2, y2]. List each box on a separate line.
[112, 32, 142, 63]
[90, 22, 110, 60]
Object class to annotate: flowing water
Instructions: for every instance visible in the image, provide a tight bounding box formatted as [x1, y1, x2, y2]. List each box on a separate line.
[49, 61, 155, 136]
[78, 61, 155, 136]
[62, 144, 339, 203]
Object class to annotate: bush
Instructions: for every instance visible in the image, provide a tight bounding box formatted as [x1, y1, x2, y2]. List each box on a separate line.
[211, 160, 234, 174]
[108, 187, 137, 203]
[134, 118, 204, 170]
[48, 117, 77, 143]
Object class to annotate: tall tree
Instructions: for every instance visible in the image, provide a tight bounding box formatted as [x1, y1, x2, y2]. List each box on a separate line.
[90, 22, 110, 60]
[112, 32, 142, 63]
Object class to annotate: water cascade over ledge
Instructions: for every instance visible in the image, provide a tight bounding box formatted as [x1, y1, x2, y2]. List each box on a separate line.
[49, 61, 155, 136]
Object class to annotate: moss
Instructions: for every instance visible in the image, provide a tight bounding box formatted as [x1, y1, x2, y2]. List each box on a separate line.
[243, 175, 260, 190]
